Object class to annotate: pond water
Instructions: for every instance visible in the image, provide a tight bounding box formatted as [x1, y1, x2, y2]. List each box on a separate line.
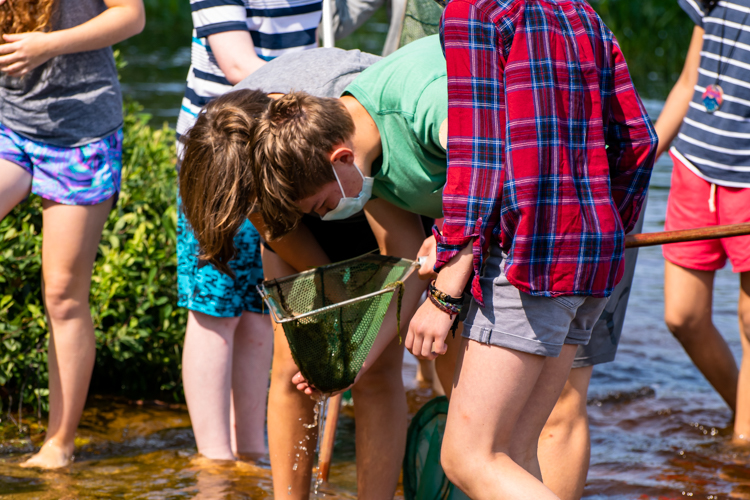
[2, 12, 750, 500]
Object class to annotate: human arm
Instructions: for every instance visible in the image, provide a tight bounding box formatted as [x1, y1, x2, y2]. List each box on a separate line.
[356, 199, 427, 369]
[416, 234, 438, 280]
[0, 0, 145, 77]
[291, 199, 428, 396]
[436, 0, 506, 303]
[405, 242, 473, 360]
[653, 26, 703, 158]
[249, 213, 330, 272]
[194, 0, 266, 84]
[207, 31, 266, 85]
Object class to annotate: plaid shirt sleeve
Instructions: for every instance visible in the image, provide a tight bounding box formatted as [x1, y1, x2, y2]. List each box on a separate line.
[606, 40, 658, 234]
[436, 0, 508, 304]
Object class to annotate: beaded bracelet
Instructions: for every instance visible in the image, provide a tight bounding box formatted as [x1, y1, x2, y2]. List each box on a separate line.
[429, 280, 463, 305]
[428, 294, 460, 317]
[427, 293, 461, 338]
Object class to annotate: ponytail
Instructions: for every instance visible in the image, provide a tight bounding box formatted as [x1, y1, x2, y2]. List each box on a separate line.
[179, 89, 272, 277]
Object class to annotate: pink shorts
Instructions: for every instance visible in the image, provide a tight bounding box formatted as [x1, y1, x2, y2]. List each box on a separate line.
[663, 152, 750, 273]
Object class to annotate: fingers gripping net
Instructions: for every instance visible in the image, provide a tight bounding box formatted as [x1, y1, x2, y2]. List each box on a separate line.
[259, 254, 417, 393]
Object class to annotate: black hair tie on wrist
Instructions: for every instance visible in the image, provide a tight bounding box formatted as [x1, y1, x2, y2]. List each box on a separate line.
[429, 280, 463, 305]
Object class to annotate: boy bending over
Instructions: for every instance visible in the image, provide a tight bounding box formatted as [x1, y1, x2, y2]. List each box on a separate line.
[406, 0, 658, 498]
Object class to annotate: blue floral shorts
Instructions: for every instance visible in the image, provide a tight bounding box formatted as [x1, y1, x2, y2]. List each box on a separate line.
[177, 198, 266, 318]
[0, 123, 122, 206]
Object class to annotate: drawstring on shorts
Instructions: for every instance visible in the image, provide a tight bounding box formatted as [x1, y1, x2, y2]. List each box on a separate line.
[709, 183, 717, 213]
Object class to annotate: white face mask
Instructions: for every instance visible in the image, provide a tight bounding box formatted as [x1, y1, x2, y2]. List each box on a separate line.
[321, 164, 374, 221]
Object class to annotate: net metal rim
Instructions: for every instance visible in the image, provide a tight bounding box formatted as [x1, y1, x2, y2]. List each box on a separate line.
[256, 252, 420, 324]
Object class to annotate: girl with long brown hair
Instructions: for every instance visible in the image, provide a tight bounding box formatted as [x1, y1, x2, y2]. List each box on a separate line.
[0, 0, 145, 469]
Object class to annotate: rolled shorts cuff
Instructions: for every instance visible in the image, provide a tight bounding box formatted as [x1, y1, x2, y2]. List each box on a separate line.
[571, 349, 617, 369]
[565, 328, 592, 345]
[461, 323, 564, 357]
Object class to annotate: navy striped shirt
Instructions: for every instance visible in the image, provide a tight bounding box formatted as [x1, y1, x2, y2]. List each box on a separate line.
[674, 0, 750, 187]
[176, 0, 322, 143]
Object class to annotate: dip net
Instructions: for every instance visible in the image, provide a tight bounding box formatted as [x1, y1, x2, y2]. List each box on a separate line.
[258, 254, 418, 393]
[399, 0, 444, 47]
[383, 0, 444, 55]
[403, 396, 470, 500]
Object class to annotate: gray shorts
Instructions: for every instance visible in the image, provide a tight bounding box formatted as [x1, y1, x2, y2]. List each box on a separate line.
[460, 245, 609, 358]
[571, 208, 645, 367]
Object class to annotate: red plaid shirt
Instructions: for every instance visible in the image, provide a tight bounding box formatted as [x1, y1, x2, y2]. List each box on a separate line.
[437, 0, 657, 304]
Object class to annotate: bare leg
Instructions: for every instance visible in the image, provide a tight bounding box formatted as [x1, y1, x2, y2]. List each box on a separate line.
[21, 198, 112, 469]
[351, 334, 407, 499]
[231, 311, 272, 460]
[0, 159, 31, 219]
[264, 250, 318, 499]
[264, 246, 417, 499]
[434, 323, 462, 399]
[509, 344, 579, 479]
[538, 366, 594, 500]
[183, 311, 242, 461]
[734, 272, 750, 440]
[416, 359, 444, 395]
[664, 261, 738, 410]
[441, 339, 574, 500]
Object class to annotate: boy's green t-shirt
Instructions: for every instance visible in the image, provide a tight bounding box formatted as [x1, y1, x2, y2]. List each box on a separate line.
[344, 35, 447, 219]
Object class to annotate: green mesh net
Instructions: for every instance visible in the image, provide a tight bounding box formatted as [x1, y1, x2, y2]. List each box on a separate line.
[258, 253, 418, 393]
[399, 0, 444, 48]
[382, 0, 444, 55]
[404, 396, 470, 500]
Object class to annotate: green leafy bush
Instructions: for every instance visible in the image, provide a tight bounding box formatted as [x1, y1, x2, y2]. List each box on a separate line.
[590, 0, 693, 100]
[0, 102, 187, 413]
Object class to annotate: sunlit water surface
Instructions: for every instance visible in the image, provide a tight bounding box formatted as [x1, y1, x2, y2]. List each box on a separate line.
[2, 22, 750, 500]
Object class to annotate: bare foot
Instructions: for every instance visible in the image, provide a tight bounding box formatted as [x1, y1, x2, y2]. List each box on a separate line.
[20, 440, 74, 469]
[236, 451, 265, 463]
[189, 454, 236, 471]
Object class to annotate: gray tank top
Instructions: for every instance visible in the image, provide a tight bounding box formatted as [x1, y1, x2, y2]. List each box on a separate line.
[0, 0, 122, 147]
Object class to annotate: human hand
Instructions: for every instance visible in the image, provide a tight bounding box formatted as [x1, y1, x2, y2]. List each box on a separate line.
[291, 371, 353, 397]
[417, 235, 437, 280]
[405, 298, 453, 360]
[0, 32, 58, 77]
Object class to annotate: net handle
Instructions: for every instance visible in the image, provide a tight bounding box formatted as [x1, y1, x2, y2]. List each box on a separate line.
[256, 259, 422, 324]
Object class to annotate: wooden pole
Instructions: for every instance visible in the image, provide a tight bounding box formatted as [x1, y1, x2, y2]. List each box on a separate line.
[625, 223, 750, 249]
[317, 393, 342, 483]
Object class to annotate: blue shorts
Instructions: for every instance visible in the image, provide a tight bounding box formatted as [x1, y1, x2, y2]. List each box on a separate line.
[0, 123, 122, 206]
[177, 200, 265, 318]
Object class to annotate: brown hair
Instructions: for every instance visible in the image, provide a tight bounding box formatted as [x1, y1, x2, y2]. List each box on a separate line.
[252, 91, 355, 240]
[179, 89, 272, 277]
[0, 0, 57, 36]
